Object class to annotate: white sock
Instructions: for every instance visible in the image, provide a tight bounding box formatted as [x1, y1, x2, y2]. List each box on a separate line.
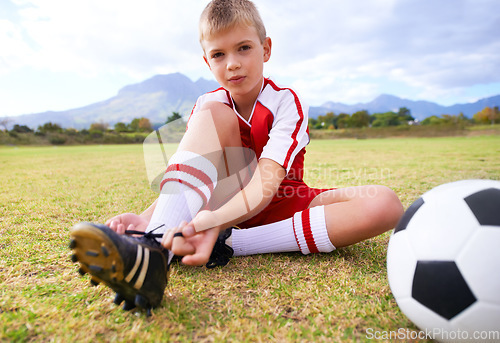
[230, 205, 335, 256]
[146, 151, 217, 243]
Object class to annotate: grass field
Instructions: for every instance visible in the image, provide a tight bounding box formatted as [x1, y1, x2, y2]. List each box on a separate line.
[1, 136, 499, 342]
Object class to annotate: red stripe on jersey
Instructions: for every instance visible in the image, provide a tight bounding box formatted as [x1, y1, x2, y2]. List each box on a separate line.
[160, 178, 208, 205]
[266, 79, 304, 170]
[163, 164, 215, 194]
[301, 208, 319, 254]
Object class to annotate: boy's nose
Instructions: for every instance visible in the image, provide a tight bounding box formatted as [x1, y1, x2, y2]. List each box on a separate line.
[226, 55, 241, 71]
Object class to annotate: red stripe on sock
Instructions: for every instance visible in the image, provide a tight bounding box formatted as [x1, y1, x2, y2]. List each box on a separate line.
[164, 163, 215, 194]
[159, 178, 208, 205]
[301, 209, 319, 254]
[291, 215, 302, 251]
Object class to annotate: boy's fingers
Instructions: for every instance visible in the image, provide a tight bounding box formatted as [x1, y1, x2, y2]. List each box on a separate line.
[181, 229, 219, 266]
[171, 236, 196, 256]
[182, 223, 196, 238]
[162, 229, 175, 250]
[181, 244, 212, 266]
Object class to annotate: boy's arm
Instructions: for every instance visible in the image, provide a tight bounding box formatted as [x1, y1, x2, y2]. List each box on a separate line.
[164, 158, 285, 266]
[190, 157, 286, 232]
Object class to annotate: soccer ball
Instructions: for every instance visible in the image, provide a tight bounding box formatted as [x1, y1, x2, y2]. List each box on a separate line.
[387, 179, 500, 343]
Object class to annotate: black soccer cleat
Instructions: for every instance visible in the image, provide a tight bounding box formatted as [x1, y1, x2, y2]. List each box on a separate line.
[206, 227, 235, 269]
[69, 222, 169, 315]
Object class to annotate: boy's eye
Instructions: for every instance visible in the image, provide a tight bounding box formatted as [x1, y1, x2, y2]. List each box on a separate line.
[212, 52, 224, 59]
[239, 45, 251, 51]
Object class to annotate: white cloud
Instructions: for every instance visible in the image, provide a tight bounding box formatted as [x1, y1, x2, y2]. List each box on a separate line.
[7, 0, 208, 77]
[1, 0, 500, 116]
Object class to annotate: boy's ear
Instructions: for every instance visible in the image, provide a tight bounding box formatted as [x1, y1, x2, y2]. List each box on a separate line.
[203, 55, 211, 70]
[263, 37, 272, 62]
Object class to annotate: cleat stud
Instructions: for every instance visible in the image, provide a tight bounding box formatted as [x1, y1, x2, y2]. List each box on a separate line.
[90, 278, 100, 286]
[89, 265, 103, 273]
[70, 254, 78, 263]
[85, 251, 99, 257]
[114, 294, 125, 305]
[78, 268, 86, 276]
[111, 277, 117, 283]
[111, 264, 116, 273]
[69, 239, 76, 249]
[146, 308, 152, 317]
[123, 300, 135, 311]
[134, 294, 148, 309]
[101, 245, 110, 257]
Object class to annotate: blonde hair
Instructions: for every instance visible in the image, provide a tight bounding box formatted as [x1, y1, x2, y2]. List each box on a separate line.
[199, 0, 267, 44]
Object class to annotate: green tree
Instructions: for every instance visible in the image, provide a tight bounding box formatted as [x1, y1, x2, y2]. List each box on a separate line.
[166, 112, 183, 124]
[371, 112, 400, 127]
[129, 118, 141, 132]
[12, 124, 33, 133]
[114, 122, 128, 133]
[421, 115, 444, 125]
[350, 110, 370, 128]
[336, 113, 350, 129]
[314, 112, 337, 129]
[37, 122, 63, 134]
[397, 107, 414, 122]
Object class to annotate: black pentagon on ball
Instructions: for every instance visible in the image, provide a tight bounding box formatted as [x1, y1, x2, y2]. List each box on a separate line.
[464, 188, 500, 226]
[394, 197, 424, 233]
[412, 261, 477, 320]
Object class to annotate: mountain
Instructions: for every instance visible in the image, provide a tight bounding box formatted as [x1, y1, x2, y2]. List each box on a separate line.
[309, 94, 500, 121]
[8, 73, 220, 129]
[5, 73, 500, 128]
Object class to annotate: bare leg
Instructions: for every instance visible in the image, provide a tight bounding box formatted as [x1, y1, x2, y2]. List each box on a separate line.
[309, 185, 404, 247]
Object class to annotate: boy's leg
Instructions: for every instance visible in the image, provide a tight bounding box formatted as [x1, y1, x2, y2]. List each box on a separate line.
[308, 185, 403, 247]
[70, 102, 247, 312]
[145, 101, 247, 240]
[228, 185, 403, 255]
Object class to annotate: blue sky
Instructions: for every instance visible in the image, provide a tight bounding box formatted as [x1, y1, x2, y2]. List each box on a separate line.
[1, 0, 500, 117]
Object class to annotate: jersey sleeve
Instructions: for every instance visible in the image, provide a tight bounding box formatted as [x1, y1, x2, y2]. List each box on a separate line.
[259, 87, 310, 173]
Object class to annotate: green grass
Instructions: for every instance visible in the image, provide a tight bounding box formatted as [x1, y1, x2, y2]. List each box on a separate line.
[1, 136, 499, 342]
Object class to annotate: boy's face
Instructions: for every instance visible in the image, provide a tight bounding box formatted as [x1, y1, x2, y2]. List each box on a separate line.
[202, 24, 271, 102]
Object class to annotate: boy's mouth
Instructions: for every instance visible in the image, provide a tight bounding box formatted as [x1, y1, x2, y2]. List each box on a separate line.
[228, 75, 246, 85]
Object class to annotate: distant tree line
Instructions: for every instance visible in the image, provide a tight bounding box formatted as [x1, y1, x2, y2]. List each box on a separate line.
[309, 106, 500, 129]
[1, 107, 499, 145]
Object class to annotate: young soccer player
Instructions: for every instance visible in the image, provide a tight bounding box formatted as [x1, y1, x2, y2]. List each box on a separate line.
[69, 0, 404, 315]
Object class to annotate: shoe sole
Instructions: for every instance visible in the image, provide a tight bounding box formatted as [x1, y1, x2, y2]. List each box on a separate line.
[69, 222, 164, 314]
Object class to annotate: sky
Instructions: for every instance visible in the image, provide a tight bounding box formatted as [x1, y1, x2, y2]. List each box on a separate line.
[1, 0, 500, 117]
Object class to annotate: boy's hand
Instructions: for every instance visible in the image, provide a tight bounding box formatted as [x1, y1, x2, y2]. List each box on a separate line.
[105, 213, 149, 235]
[162, 221, 220, 266]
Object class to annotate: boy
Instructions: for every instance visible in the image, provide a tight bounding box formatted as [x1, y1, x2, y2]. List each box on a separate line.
[69, 0, 403, 315]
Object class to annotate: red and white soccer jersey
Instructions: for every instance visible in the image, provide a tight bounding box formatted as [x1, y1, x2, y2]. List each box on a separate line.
[190, 78, 330, 227]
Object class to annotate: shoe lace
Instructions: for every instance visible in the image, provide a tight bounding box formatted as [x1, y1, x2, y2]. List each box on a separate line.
[125, 224, 165, 248]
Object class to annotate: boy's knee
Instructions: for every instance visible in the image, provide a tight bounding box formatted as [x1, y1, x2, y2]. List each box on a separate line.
[188, 101, 240, 148]
[366, 186, 404, 227]
[198, 101, 239, 131]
